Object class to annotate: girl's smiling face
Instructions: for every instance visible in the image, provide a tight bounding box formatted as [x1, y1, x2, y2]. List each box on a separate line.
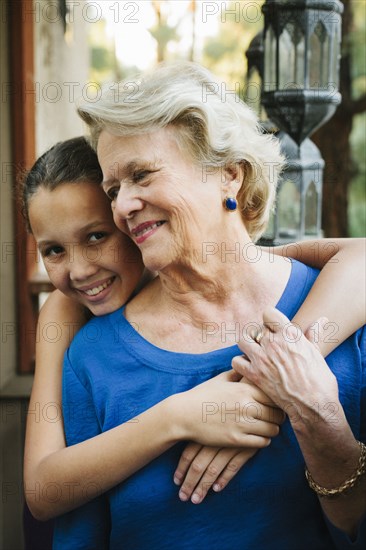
[28, 181, 144, 316]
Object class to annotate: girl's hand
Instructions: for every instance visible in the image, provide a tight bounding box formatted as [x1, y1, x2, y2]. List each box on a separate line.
[173, 373, 278, 503]
[173, 442, 257, 504]
[174, 370, 284, 448]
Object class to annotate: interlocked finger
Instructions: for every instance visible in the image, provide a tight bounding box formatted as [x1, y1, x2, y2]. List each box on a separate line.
[185, 447, 258, 504]
[241, 402, 285, 425]
[212, 448, 258, 493]
[174, 442, 203, 487]
[253, 328, 263, 345]
[184, 448, 240, 504]
[177, 446, 220, 501]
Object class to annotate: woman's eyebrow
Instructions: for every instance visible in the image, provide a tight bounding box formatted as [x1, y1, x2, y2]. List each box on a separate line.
[123, 159, 161, 175]
[101, 161, 139, 189]
[103, 158, 162, 184]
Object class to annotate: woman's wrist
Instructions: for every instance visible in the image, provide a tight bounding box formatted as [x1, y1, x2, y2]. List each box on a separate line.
[305, 440, 366, 498]
[292, 409, 361, 489]
[288, 393, 346, 436]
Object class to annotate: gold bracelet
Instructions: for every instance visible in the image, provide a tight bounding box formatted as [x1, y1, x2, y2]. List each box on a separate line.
[305, 440, 366, 498]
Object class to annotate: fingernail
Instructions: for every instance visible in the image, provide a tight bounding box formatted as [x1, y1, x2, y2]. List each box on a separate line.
[179, 490, 188, 501]
[173, 476, 181, 486]
[191, 493, 201, 504]
[213, 483, 221, 492]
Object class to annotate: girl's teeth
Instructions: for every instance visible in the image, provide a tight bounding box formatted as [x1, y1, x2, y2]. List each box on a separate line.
[85, 279, 112, 296]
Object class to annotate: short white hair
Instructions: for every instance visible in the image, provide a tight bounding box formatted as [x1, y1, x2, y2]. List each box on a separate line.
[78, 61, 284, 241]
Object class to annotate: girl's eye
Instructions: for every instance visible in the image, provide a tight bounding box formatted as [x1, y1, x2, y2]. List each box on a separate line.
[43, 245, 64, 258]
[88, 232, 106, 243]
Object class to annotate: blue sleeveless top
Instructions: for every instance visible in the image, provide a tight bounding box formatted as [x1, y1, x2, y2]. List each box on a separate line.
[54, 261, 366, 549]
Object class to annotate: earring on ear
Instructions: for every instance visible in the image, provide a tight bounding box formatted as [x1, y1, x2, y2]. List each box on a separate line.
[223, 197, 238, 211]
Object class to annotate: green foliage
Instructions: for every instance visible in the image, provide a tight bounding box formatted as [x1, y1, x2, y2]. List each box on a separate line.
[349, 113, 366, 236]
[350, 0, 366, 97]
[202, 0, 264, 86]
[149, 22, 179, 46]
[91, 47, 113, 71]
[348, 0, 366, 236]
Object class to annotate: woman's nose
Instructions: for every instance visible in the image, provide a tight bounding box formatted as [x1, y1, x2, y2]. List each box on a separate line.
[113, 187, 144, 228]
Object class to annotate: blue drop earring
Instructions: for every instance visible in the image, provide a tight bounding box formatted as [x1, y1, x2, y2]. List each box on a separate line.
[224, 197, 237, 211]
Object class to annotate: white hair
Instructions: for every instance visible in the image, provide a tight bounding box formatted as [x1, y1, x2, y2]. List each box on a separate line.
[78, 61, 284, 241]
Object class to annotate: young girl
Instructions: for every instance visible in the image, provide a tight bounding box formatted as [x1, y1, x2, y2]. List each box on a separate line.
[23, 136, 365, 526]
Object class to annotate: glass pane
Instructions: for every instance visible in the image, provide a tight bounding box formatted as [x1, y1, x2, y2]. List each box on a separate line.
[264, 25, 276, 91]
[309, 22, 330, 88]
[279, 23, 305, 88]
[279, 28, 293, 89]
[305, 181, 318, 235]
[331, 25, 340, 88]
[278, 178, 300, 239]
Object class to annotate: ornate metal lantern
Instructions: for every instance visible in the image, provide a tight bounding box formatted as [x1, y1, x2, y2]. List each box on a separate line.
[245, 31, 264, 117]
[252, 0, 343, 244]
[262, 132, 324, 243]
[261, 0, 343, 145]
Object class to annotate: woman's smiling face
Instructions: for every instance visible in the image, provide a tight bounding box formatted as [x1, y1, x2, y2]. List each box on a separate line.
[98, 127, 230, 273]
[28, 181, 144, 316]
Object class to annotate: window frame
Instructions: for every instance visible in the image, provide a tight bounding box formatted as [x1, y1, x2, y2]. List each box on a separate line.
[10, 0, 39, 374]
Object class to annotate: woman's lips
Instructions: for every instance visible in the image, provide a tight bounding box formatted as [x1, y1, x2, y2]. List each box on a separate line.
[131, 221, 166, 244]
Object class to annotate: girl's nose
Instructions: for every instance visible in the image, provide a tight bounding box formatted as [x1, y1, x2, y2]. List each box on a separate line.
[69, 249, 99, 283]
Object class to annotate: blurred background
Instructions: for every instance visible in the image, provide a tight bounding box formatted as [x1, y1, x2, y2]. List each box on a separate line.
[32, 0, 366, 238]
[0, 1, 365, 549]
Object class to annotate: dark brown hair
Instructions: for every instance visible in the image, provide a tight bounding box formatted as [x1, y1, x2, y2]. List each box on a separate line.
[21, 136, 103, 232]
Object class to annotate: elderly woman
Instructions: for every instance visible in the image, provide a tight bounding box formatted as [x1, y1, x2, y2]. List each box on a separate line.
[53, 62, 365, 549]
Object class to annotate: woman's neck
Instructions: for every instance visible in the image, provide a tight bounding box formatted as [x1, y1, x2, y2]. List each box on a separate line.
[129, 232, 291, 333]
[125, 248, 291, 353]
[124, 221, 292, 352]
[160, 251, 286, 317]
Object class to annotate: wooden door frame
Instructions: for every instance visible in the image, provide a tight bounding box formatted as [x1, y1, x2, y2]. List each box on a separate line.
[9, 0, 37, 373]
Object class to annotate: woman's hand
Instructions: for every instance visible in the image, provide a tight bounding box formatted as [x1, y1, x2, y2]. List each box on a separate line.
[173, 370, 284, 448]
[232, 307, 366, 536]
[173, 443, 257, 504]
[232, 307, 340, 426]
